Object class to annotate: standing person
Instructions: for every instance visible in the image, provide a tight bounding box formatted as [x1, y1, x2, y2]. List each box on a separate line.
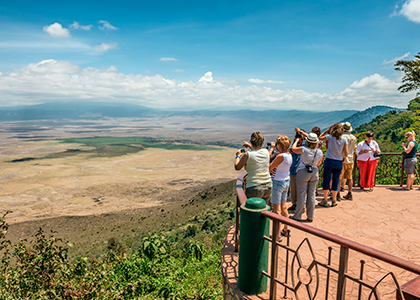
[338, 122, 357, 200]
[288, 133, 305, 212]
[235, 132, 272, 204]
[319, 123, 348, 207]
[290, 133, 323, 222]
[269, 135, 293, 237]
[402, 130, 418, 190]
[295, 126, 323, 196]
[356, 131, 381, 192]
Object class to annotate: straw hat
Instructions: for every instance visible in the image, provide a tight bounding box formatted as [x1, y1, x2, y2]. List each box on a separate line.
[306, 132, 319, 143]
[342, 122, 352, 132]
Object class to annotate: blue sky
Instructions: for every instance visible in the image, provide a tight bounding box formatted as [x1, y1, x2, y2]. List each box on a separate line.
[0, 0, 419, 111]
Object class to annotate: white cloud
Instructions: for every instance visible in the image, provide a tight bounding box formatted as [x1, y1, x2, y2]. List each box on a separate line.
[160, 57, 178, 61]
[98, 20, 118, 30]
[81, 25, 93, 30]
[43, 22, 71, 38]
[383, 52, 411, 65]
[69, 21, 93, 31]
[94, 42, 118, 53]
[399, 0, 420, 23]
[175, 69, 184, 72]
[0, 60, 414, 111]
[249, 78, 284, 84]
[69, 21, 80, 30]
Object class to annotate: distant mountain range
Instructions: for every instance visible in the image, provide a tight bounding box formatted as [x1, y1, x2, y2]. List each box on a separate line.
[340, 105, 400, 130]
[0, 102, 398, 137]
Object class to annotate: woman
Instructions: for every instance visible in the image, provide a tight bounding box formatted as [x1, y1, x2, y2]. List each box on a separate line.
[290, 133, 323, 222]
[319, 123, 348, 207]
[234, 132, 272, 203]
[402, 130, 418, 190]
[356, 131, 381, 192]
[269, 135, 292, 236]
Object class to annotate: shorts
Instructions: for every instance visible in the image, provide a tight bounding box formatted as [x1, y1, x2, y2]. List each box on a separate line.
[245, 181, 272, 204]
[404, 157, 418, 175]
[271, 179, 290, 205]
[340, 163, 353, 180]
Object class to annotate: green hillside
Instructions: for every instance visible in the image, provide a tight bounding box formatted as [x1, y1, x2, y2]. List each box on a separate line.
[354, 97, 420, 152]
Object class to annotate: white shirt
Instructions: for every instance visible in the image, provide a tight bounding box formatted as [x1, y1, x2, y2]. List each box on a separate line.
[356, 140, 381, 161]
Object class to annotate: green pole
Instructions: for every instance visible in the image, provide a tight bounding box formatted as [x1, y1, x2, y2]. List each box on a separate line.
[237, 197, 270, 295]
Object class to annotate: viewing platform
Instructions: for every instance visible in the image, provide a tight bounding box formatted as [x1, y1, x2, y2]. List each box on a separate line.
[221, 182, 420, 299]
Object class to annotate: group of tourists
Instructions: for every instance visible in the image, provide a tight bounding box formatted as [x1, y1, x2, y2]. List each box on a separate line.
[234, 123, 417, 238]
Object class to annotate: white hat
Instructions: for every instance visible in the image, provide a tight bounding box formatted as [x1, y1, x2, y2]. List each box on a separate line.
[306, 132, 319, 143]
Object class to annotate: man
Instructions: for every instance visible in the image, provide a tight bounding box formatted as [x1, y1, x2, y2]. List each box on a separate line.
[338, 122, 357, 200]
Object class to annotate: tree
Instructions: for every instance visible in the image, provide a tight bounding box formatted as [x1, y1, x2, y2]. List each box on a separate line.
[395, 52, 420, 95]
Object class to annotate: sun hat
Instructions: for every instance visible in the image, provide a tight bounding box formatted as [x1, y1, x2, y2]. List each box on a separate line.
[306, 132, 319, 143]
[342, 122, 352, 132]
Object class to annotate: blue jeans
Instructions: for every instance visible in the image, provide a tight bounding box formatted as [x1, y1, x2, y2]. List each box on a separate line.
[322, 158, 343, 191]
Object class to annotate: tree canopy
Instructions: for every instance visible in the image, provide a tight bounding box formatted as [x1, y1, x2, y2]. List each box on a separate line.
[395, 52, 420, 95]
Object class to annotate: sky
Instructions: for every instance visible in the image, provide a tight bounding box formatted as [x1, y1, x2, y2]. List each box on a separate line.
[0, 0, 419, 111]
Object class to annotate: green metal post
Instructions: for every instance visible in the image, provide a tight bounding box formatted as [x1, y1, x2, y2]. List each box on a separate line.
[237, 197, 270, 295]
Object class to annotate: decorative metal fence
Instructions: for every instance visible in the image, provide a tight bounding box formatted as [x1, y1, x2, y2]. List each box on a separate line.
[261, 211, 420, 300]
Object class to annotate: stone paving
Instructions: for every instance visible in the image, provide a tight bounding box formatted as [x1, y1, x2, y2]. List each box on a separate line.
[221, 185, 420, 299]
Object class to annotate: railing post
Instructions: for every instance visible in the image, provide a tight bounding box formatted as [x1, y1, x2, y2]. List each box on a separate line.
[400, 153, 405, 187]
[337, 245, 349, 300]
[237, 198, 270, 295]
[235, 194, 240, 252]
[269, 220, 279, 300]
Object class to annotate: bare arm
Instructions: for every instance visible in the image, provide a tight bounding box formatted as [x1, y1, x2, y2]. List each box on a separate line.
[402, 141, 414, 154]
[290, 138, 303, 154]
[269, 154, 284, 172]
[234, 150, 248, 170]
[342, 144, 348, 161]
[319, 125, 331, 141]
[295, 127, 308, 138]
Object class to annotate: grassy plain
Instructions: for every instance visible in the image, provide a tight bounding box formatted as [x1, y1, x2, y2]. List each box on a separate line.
[0, 119, 240, 258]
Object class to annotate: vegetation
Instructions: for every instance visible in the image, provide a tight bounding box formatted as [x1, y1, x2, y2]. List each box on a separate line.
[0, 211, 225, 299]
[0, 179, 238, 299]
[395, 52, 420, 95]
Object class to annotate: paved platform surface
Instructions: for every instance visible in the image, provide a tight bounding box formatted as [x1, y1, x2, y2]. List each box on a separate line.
[222, 185, 420, 299]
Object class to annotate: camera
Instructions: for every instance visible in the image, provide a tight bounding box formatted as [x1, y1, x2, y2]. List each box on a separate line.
[373, 152, 381, 158]
[305, 164, 313, 173]
[266, 142, 271, 150]
[295, 132, 303, 140]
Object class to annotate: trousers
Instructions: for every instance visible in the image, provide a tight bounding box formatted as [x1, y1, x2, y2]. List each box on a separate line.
[357, 159, 378, 188]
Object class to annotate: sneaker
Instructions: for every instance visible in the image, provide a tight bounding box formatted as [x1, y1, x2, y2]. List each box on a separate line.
[369, 188, 374, 192]
[343, 192, 353, 200]
[336, 193, 341, 201]
[340, 187, 345, 192]
[318, 199, 329, 207]
[306, 218, 313, 223]
[287, 204, 296, 212]
[331, 200, 338, 207]
[281, 229, 291, 237]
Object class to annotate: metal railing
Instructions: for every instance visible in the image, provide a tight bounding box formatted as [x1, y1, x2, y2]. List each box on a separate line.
[261, 212, 420, 300]
[316, 152, 420, 187]
[234, 165, 420, 299]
